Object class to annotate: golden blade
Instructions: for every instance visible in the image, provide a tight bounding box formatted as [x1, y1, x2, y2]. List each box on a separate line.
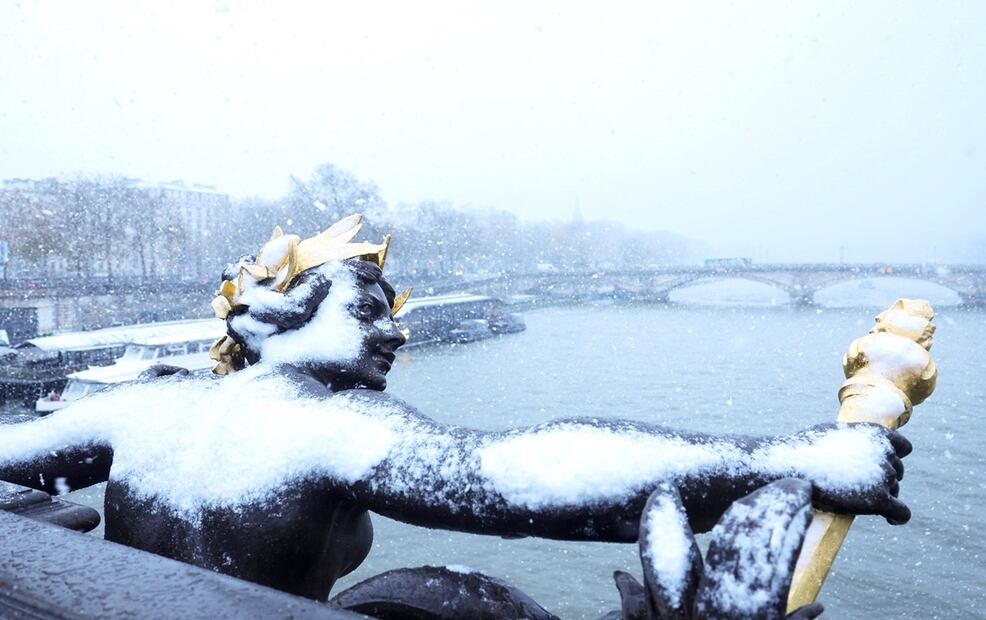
[208, 336, 228, 362]
[321, 213, 363, 239]
[219, 279, 237, 302]
[377, 234, 392, 269]
[241, 263, 273, 281]
[391, 287, 412, 317]
[211, 295, 232, 320]
[294, 241, 385, 276]
[273, 237, 301, 292]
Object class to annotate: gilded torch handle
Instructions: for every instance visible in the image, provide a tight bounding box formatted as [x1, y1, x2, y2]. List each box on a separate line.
[786, 299, 938, 612]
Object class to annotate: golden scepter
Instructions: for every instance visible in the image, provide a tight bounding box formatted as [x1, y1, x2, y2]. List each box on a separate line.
[786, 299, 938, 611]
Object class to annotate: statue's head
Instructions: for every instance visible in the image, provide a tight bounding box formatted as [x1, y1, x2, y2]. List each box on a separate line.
[208, 215, 410, 391]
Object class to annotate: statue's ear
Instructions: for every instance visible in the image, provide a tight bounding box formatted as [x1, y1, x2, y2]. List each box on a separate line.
[693, 478, 816, 620]
[637, 484, 704, 620]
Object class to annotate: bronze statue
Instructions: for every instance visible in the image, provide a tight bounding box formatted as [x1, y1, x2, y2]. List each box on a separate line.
[0, 216, 915, 615]
[331, 479, 828, 619]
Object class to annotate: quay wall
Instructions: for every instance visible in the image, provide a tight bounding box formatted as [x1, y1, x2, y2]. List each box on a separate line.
[0, 282, 214, 340]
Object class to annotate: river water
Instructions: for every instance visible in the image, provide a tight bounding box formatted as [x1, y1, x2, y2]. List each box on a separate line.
[2, 291, 984, 618]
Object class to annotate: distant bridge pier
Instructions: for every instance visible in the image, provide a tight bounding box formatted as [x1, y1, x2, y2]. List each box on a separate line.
[789, 285, 817, 307]
[960, 292, 986, 308]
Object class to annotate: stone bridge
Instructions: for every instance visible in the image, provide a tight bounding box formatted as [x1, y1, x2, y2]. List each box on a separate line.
[420, 263, 986, 307]
[1, 264, 984, 338]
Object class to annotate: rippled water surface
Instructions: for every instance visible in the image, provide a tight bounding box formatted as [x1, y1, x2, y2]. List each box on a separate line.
[3, 299, 984, 618]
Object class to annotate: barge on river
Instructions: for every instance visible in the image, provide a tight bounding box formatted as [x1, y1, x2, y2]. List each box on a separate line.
[0, 319, 223, 405]
[34, 330, 220, 414]
[10, 294, 525, 408]
[394, 293, 525, 347]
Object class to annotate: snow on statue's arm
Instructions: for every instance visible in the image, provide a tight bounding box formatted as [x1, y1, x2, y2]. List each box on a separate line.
[333, 390, 911, 541]
[0, 404, 113, 495]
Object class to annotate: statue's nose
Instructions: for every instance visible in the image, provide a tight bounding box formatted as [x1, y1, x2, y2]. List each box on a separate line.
[383, 321, 407, 349]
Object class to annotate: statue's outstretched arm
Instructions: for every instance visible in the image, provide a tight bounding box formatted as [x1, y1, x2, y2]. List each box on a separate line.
[0, 411, 113, 495]
[342, 393, 908, 542]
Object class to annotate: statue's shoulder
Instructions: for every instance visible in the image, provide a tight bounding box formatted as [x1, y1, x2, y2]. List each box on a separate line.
[331, 388, 413, 408]
[331, 388, 421, 417]
[260, 367, 424, 419]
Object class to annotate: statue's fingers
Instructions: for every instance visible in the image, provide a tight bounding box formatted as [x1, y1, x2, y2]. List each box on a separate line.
[637, 484, 703, 620]
[887, 430, 912, 458]
[787, 602, 825, 619]
[884, 496, 911, 525]
[880, 463, 900, 499]
[880, 461, 898, 490]
[890, 455, 904, 481]
[694, 479, 814, 619]
[612, 571, 648, 620]
[138, 364, 189, 379]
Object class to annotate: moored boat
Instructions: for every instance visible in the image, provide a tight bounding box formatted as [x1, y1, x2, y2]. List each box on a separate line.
[35, 345, 216, 414]
[1, 319, 222, 405]
[394, 293, 525, 347]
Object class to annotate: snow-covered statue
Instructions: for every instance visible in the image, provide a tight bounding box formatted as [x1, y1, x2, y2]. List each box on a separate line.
[0, 215, 917, 617]
[333, 479, 829, 619]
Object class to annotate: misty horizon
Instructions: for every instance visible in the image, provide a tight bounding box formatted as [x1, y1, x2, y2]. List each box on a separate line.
[2, 2, 984, 263]
[4, 169, 982, 268]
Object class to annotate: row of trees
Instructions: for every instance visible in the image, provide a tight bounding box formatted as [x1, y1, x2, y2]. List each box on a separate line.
[230, 163, 702, 279]
[0, 164, 701, 282]
[0, 177, 193, 279]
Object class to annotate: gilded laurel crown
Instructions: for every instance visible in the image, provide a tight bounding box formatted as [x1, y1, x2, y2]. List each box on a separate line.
[208, 214, 411, 374]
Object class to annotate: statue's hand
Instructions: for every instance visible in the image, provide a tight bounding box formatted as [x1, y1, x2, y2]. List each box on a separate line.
[611, 479, 826, 619]
[138, 364, 190, 380]
[783, 423, 911, 525]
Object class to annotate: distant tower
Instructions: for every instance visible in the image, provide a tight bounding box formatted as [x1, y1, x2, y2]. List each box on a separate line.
[572, 196, 583, 224]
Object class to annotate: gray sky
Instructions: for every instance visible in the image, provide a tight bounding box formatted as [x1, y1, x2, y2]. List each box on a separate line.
[1, 1, 984, 262]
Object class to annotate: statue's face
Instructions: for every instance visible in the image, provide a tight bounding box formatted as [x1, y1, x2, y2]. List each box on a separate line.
[308, 278, 406, 391]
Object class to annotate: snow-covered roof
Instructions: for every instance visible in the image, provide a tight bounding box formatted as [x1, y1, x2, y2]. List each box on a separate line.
[128, 179, 226, 196]
[22, 319, 222, 352]
[68, 351, 215, 384]
[67, 363, 151, 385]
[394, 294, 493, 318]
[130, 323, 226, 346]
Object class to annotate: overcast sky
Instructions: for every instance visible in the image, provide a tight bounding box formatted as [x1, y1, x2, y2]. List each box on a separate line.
[1, 1, 983, 262]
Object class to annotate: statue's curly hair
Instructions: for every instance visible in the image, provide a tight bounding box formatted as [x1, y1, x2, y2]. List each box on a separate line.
[222, 258, 396, 366]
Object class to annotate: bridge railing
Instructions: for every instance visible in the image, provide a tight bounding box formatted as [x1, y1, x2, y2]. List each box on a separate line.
[0, 507, 361, 619]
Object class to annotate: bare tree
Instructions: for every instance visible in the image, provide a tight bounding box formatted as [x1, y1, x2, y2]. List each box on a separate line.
[126, 188, 188, 277]
[0, 188, 65, 277]
[288, 163, 386, 235]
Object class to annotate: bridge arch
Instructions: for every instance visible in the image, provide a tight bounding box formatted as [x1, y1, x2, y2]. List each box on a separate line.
[418, 264, 986, 307]
[813, 276, 962, 307]
[665, 275, 793, 305]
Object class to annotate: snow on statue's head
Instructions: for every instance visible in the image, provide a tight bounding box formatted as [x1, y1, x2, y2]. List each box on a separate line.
[207, 214, 410, 390]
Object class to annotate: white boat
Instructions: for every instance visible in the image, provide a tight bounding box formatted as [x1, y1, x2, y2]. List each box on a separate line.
[20, 318, 223, 367]
[35, 328, 221, 414]
[33, 296, 525, 411]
